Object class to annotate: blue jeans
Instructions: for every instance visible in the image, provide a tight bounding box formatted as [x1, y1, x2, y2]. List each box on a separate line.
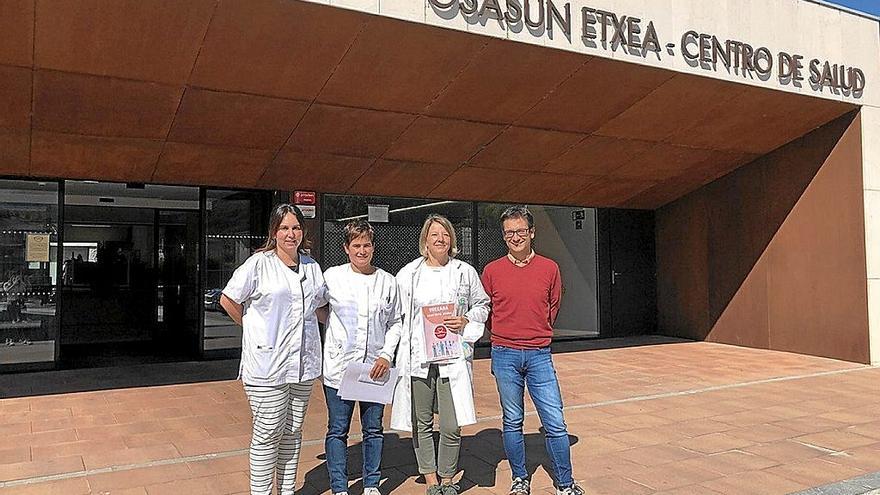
[324, 385, 385, 494]
[491, 345, 573, 488]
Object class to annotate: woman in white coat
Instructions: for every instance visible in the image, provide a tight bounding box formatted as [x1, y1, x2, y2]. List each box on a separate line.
[220, 204, 324, 495]
[315, 220, 402, 495]
[390, 214, 490, 495]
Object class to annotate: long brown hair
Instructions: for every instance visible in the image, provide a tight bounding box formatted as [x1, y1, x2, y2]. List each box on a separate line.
[257, 203, 311, 254]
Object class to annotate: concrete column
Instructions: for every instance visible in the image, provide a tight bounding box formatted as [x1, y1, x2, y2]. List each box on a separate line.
[862, 106, 880, 366]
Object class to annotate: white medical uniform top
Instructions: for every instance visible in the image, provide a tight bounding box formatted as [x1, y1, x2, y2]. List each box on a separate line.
[222, 250, 324, 386]
[315, 264, 403, 390]
[397, 258, 490, 380]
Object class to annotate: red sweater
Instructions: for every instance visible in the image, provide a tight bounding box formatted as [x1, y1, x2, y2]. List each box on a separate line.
[481, 254, 562, 349]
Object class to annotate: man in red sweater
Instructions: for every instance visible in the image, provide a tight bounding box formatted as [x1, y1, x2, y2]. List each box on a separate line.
[481, 206, 583, 495]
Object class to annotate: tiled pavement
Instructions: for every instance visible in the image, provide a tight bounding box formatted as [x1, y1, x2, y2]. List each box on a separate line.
[1, 338, 880, 495]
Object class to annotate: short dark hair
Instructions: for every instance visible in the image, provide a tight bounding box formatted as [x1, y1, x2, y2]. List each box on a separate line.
[343, 220, 374, 246]
[500, 205, 534, 229]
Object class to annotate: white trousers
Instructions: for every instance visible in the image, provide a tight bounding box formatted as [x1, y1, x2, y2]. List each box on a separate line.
[244, 381, 314, 495]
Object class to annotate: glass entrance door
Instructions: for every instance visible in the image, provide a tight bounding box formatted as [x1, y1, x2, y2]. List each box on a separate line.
[156, 210, 200, 354]
[59, 181, 200, 368]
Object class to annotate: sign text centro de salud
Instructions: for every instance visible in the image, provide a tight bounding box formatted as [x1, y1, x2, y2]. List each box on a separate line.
[428, 0, 866, 98]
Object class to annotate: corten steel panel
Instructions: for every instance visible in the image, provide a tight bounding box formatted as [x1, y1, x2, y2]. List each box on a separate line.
[0, 130, 30, 175]
[425, 39, 587, 125]
[35, 0, 214, 85]
[260, 150, 373, 192]
[595, 74, 746, 145]
[30, 131, 162, 182]
[655, 190, 710, 340]
[0, 65, 32, 129]
[655, 112, 869, 363]
[704, 163, 772, 348]
[624, 150, 758, 209]
[504, 173, 597, 206]
[0, 0, 33, 67]
[765, 115, 869, 363]
[33, 70, 183, 140]
[707, 257, 770, 348]
[430, 166, 530, 202]
[565, 176, 656, 207]
[383, 116, 504, 165]
[285, 104, 415, 159]
[348, 159, 458, 197]
[168, 89, 310, 151]
[518, 57, 676, 134]
[669, 84, 856, 155]
[152, 142, 273, 188]
[544, 135, 655, 176]
[190, 0, 365, 100]
[469, 126, 584, 172]
[316, 16, 488, 113]
[610, 143, 716, 181]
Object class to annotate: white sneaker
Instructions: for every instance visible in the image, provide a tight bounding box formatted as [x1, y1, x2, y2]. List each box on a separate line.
[363, 488, 381, 495]
[556, 483, 585, 495]
[333, 492, 349, 495]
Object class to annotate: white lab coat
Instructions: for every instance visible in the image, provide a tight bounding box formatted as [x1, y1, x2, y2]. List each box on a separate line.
[315, 264, 403, 390]
[389, 257, 490, 431]
[222, 251, 324, 386]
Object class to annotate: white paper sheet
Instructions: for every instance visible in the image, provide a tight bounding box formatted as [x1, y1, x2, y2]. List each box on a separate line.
[338, 362, 399, 404]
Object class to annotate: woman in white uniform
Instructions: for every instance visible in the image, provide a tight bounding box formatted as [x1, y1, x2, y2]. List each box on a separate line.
[315, 220, 402, 495]
[390, 214, 490, 495]
[220, 204, 323, 495]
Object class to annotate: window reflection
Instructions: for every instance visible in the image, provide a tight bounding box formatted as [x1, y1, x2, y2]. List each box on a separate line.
[0, 180, 59, 366]
[203, 189, 275, 352]
[322, 195, 473, 275]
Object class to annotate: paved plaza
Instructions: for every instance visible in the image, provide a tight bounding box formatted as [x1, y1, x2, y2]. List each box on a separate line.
[1, 337, 880, 494]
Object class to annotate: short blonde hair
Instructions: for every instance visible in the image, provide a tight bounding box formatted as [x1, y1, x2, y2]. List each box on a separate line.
[418, 214, 459, 258]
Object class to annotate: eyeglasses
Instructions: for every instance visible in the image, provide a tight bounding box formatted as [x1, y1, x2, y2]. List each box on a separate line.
[503, 228, 532, 239]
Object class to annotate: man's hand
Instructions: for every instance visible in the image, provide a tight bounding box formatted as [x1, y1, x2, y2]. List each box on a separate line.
[370, 357, 391, 380]
[443, 316, 469, 334]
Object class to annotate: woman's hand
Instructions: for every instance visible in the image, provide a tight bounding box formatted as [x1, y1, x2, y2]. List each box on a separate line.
[219, 294, 244, 326]
[443, 316, 469, 334]
[370, 357, 391, 380]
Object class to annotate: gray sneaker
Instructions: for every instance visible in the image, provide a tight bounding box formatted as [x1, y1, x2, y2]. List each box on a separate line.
[509, 477, 530, 495]
[556, 483, 585, 495]
[440, 483, 459, 495]
[426, 485, 444, 495]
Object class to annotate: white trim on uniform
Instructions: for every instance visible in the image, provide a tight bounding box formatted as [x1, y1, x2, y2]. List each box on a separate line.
[315, 263, 403, 389]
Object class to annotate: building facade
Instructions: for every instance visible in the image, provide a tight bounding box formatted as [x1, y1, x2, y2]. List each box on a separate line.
[0, 0, 877, 372]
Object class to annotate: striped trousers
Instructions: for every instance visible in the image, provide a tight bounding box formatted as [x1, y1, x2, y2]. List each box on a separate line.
[243, 380, 314, 495]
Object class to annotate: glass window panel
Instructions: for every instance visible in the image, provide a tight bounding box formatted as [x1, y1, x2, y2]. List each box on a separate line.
[203, 189, 275, 351]
[0, 179, 59, 367]
[322, 195, 473, 275]
[477, 203, 599, 340]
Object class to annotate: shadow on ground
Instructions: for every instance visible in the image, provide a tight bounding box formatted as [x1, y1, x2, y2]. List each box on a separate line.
[301, 429, 579, 494]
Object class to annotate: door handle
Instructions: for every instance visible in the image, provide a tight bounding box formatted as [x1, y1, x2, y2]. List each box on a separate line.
[612, 270, 622, 285]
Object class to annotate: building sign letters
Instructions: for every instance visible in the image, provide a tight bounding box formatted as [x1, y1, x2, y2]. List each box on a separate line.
[428, 0, 866, 98]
